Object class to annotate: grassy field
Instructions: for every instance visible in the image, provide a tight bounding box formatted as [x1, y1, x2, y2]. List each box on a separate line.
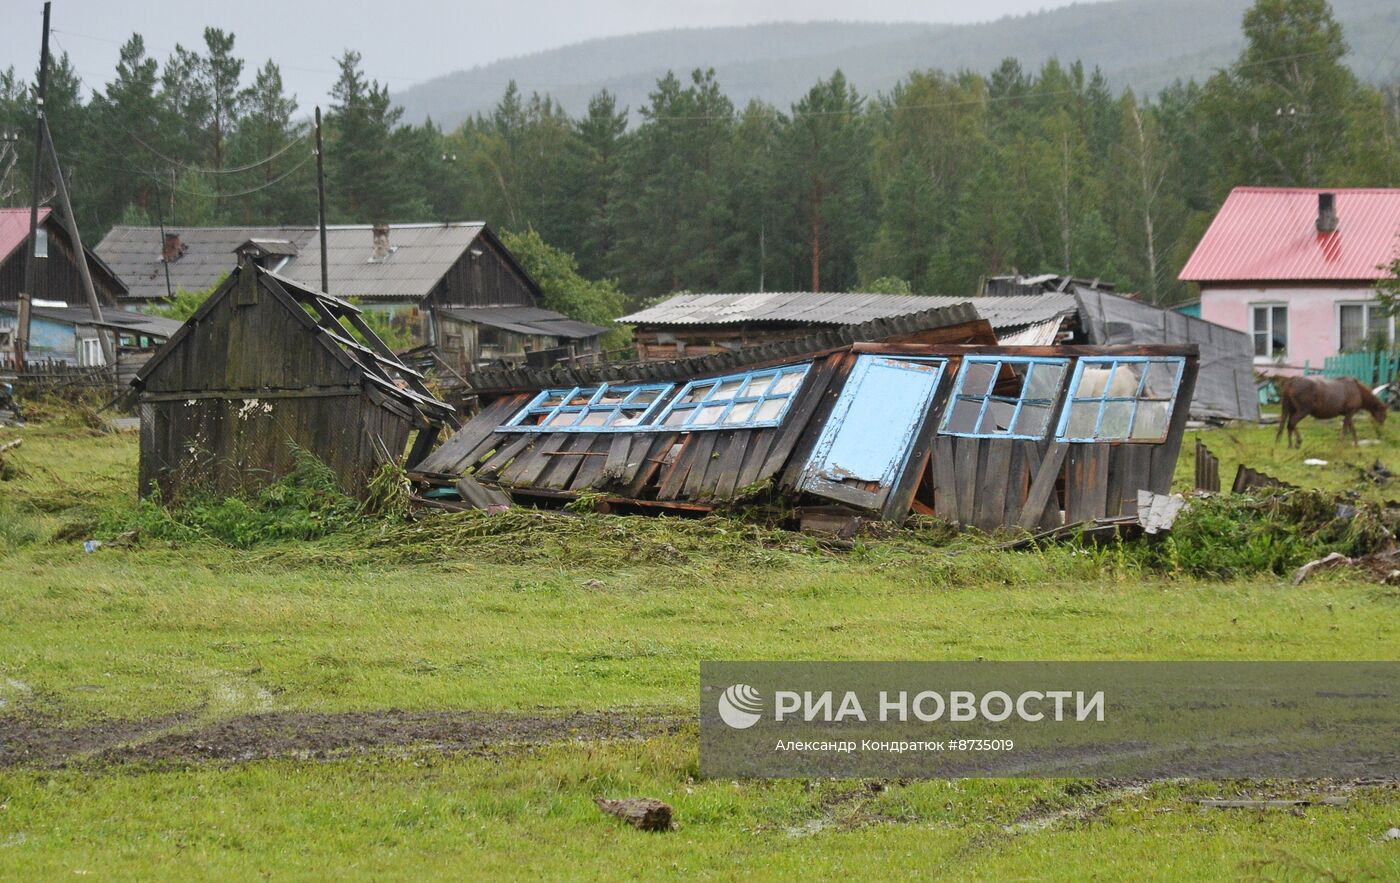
[1, 409, 1398, 880]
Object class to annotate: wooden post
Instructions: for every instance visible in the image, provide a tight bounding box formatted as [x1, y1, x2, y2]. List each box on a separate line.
[16, 1, 51, 374]
[41, 119, 114, 366]
[315, 106, 328, 294]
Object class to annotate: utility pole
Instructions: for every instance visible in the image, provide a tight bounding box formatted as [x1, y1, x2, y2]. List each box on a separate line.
[315, 106, 328, 294]
[154, 181, 173, 300]
[16, 1, 50, 374]
[41, 119, 114, 365]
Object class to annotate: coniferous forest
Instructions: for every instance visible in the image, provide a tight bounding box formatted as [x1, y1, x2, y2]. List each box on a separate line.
[1, 0, 1397, 316]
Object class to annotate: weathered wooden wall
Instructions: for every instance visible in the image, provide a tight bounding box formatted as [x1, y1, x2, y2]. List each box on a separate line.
[0, 218, 124, 306]
[136, 272, 417, 499]
[426, 233, 537, 310]
[138, 392, 410, 499]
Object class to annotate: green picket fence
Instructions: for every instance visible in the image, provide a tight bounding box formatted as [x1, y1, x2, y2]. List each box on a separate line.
[1320, 351, 1400, 387]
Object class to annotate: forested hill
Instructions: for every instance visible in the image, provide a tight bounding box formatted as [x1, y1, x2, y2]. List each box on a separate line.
[392, 0, 1399, 126]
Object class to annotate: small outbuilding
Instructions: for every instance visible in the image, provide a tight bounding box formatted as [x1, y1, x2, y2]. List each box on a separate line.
[128, 261, 454, 500]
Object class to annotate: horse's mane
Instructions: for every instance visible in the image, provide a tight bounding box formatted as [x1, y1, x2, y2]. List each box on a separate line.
[1356, 379, 1387, 415]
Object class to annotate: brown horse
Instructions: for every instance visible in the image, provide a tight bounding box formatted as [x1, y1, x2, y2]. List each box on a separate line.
[1275, 376, 1387, 448]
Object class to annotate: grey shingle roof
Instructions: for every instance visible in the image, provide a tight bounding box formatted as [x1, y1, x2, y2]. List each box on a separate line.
[96, 222, 488, 302]
[618, 291, 1077, 331]
[437, 306, 608, 340]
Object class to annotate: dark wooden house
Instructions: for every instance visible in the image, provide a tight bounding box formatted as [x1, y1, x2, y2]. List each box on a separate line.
[412, 303, 1199, 532]
[128, 261, 454, 500]
[0, 207, 126, 306]
[96, 222, 606, 371]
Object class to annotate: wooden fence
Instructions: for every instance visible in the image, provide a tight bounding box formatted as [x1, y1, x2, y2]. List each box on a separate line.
[1319, 350, 1400, 386]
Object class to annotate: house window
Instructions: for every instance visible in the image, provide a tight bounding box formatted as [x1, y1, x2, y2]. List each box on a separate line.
[1338, 303, 1395, 352]
[1251, 304, 1287, 358]
[501, 383, 674, 432]
[940, 356, 1069, 439]
[656, 364, 810, 430]
[1056, 356, 1185, 443]
[34, 228, 48, 258]
[78, 337, 105, 367]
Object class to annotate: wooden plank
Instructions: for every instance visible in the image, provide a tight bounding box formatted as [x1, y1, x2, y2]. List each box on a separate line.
[1102, 444, 1126, 518]
[1018, 441, 1067, 530]
[472, 432, 534, 481]
[709, 430, 752, 501]
[657, 435, 699, 500]
[803, 476, 882, 511]
[1064, 446, 1091, 524]
[974, 440, 1013, 531]
[571, 434, 612, 490]
[932, 435, 958, 522]
[773, 353, 849, 488]
[1001, 441, 1027, 527]
[601, 434, 634, 482]
[623, 433, 679, 497]
[680, 431, 720, 500]
[953, 436, 981, 526]
[1088, 444, 1111, 520]
[733, 430, 776, 493]
[536, 433, 596, 490]
[507, 432, 569, 487]
[1149, 356, 1199, 493]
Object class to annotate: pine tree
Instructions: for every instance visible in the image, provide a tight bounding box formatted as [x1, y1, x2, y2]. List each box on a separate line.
[781, 71, 871, 292]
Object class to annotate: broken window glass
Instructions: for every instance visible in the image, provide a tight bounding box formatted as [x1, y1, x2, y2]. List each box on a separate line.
[657, 363, 811, 430]
[501, 382, 675, 432]
[938, 357, 1070, 440]
[1055, 356, 1185, 442]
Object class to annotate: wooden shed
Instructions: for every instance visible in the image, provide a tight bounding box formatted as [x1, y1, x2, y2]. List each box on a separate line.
[128, 262, 454, 500]
[412, 307, 1199, 532]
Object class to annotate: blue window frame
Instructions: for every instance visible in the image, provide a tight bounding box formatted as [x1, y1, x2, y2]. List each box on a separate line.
[656, 363, 810, 430]
[940, 356, 1070, 439]
[1055, 356, 1185, 442]
[500, 383, 674, 432]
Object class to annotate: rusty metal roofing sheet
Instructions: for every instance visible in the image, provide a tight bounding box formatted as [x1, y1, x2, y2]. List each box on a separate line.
[1179, 187, 1400, 283]
[619, 291, 1076, 331]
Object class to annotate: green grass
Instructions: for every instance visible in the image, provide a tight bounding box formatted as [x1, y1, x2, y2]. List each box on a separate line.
[1, 413, 1398, 880]
[1176, 410, 1399, 503]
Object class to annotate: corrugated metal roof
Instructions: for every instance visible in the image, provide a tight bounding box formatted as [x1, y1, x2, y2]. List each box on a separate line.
[438, 306, 608, 340]
[95, 222, 489, 301]
[0, 207, 53, 264]
[1179, 187, 1400, 283]
[467, 302, 987, 394]
[619, 291, 1076, 331]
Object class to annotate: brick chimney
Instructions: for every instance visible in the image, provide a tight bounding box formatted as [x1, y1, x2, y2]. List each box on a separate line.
[162, 232, 184, 263]
[1315, 192, 1338, 233]
[371, 223, 391, 260]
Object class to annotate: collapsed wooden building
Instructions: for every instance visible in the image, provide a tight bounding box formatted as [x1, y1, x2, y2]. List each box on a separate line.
[411, 304, 1199, 531]
[128, 261, 454, 500]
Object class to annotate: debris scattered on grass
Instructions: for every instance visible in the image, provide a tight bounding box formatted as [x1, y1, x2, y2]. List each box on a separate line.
[1293, 552, 1354, 586]
[1304, 458, 1329, 466]
[594, 797, 674, 832]
[1194, 798, 1348, 810]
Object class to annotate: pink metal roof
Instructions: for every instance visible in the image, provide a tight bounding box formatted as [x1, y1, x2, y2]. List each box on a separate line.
[0, 207, 52, 265]
[1179, 187, 1400, 284]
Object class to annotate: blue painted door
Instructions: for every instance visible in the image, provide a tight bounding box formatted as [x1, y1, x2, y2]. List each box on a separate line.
[800, 355, 946, 512]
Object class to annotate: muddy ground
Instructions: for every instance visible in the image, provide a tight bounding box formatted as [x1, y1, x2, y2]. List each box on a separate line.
[0, 710, 686, 768]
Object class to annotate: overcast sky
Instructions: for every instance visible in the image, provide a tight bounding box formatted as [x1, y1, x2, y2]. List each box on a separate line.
[1, 0, 1076, 108]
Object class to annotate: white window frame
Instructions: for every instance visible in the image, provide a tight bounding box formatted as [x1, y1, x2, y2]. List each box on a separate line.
[78, 337, 105, 367]
[1250, 303, 1288, 359]
[1336, 300, 1396, 352]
